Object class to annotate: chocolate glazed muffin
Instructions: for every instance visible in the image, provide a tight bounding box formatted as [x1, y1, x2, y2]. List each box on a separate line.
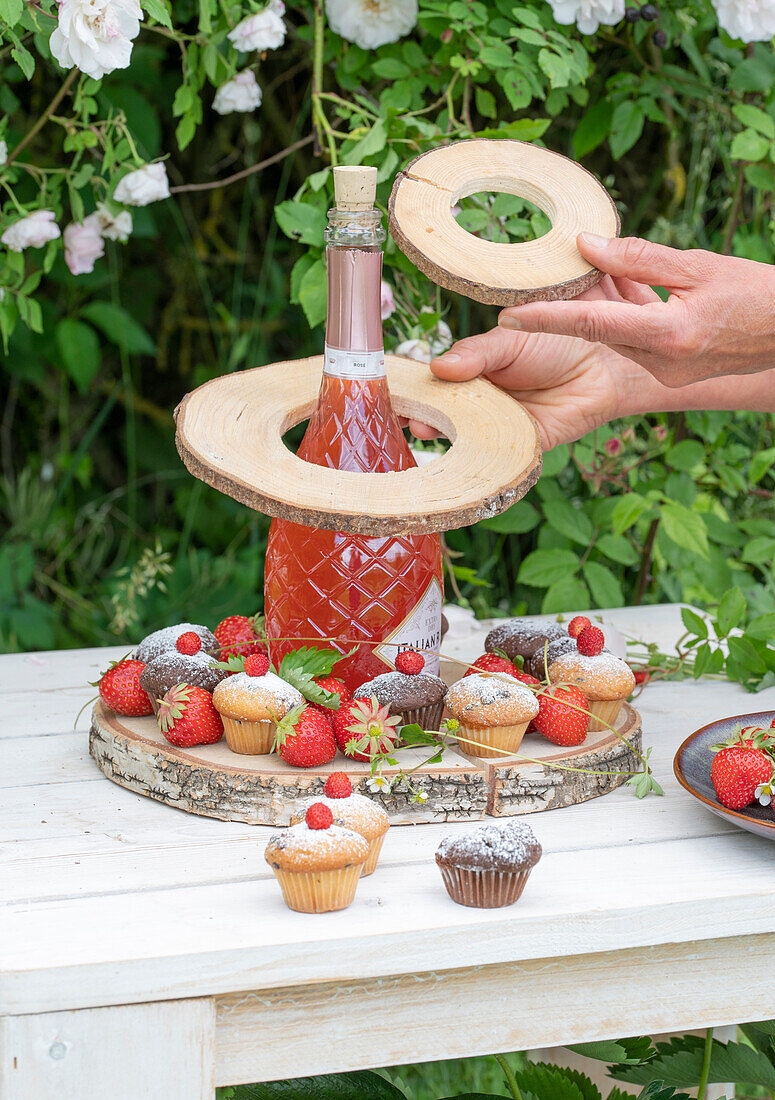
[354, 670, 447, 731]
[436, 821, 542, 908]
[135, 623, 219, 663]
[485, 619, 569, 664]
[140, 650, 229, 713]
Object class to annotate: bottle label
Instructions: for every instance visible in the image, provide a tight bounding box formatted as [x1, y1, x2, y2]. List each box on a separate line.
[373, 577, 443, 676]
[324, 344, 385, 380]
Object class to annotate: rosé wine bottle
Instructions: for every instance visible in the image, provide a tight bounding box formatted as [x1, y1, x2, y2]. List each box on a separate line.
[264, 165, 443, 692]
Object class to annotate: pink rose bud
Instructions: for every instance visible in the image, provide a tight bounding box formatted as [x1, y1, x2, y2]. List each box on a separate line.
[604, 437, 623, 457]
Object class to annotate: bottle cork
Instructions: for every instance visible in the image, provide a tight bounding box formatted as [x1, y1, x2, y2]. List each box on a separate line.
[333, 165, 377, 212]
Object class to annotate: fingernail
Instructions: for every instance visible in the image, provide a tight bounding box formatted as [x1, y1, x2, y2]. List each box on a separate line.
[499, 316, 522, 330]
[579, 232, 611, 248]
[434, 352, 460, 362]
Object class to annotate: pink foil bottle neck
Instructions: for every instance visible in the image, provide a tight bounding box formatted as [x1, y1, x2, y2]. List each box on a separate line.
[325, 246, 383, 353]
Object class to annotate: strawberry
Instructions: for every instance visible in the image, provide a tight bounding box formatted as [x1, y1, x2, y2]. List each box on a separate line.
[711, 745, 773, 810]
[157, 684, 223, 747]
[395, 649, 425, 675]
[306, 802, 334, 830]
[176, 631, 202, 656]
[324, 771, 353, 798]
[577, 625, 605, 656]
[98, 659, 153, 716]
[568, 615, 591, 638]
[464, 654, 517, 678]
[275, 705, 337, 768]
[214, 614, 267, 660]
[533, 685, 589, 746]
[511, 669, 540, 688]
[333, 697, 401, 761]
[310, 675, 351, 714]
[633, 669, 650, 685]
[245, 653, 271, 677]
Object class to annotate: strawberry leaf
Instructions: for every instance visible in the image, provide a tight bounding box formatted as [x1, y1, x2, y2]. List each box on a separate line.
[278, 645, 357, 706]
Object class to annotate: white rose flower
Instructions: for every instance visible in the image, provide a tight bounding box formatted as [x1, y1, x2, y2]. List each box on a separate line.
[0, 140, 7, 168]
[395, 338, 433, 363]
[227, 8, 286, 52]
[113, 162, 170, 206]
[380, 280, 396, 321]
[1, 210, 61, 251]
[712, 0, 775, 41]
[50, 0, 143, 80]
[64, 214, 105, 275]
[546, 0, 625, 34]
[213, 70, 263, 115]
[268, 0, 285, 12]
[430, 318, 453, 356]
[95, 202, 133, 242]
[325, 0, 418, 50]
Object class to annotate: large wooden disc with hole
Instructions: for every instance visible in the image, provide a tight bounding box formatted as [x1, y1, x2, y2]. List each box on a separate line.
[174, 355, 542, 535]
[388, 139, 620, 306]
[89, 673, 642, 826]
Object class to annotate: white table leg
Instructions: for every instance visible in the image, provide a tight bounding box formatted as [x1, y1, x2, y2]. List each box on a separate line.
[0, 999, 215, 1100]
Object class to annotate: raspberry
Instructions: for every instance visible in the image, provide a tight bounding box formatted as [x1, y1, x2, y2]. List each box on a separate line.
[245, 653, 270, 677]
[395, 649, 425, 675]
[324, 771, 353, 799]
[176, 631, 202, 656]
[577, 625, 605, 656]
[568, 615, 591, 639]
[306, 802, 334, 830]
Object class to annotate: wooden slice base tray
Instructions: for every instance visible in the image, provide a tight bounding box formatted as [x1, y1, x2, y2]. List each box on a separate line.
[89, 694, 642, 827]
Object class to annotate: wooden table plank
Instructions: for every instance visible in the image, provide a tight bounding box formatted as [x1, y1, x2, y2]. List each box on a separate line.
[2, 830, 774, 1015]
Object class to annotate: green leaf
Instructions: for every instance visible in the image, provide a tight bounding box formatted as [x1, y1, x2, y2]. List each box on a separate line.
[573, 99, 613, 157]
[372, 58, 410, 79]
[541, 575, 589, 613]
[612, 494, 651, 536]
[614, 1035, 775, 1090]
[541, 443, 570, 477]
[609, 100, 645, 160]
[728, 635, 769, 675]
[742, 536, 775, 564]
[747, 613, 775, 640]
[750, 446, 775, 484]
[80, 302, 155, 355]
[277, 646, 353, 707]
[140, 0, 172, 27]
[289, 253, 316, 303]
[344, 119, 387, 163]
[660, 502, 709, 559]
[11, 41, 35, 80]
[666, 439, 704, 471]
[275, 201, 326, 246]
[583, 561, 624, 608]
[516, 1061, 601, 1100]
[730, 129, 770, 162]
[567, 1039, 652, 1065]
[716, 586, 747, 637]
[478, 501, 540, 534]
[680, 607, 708, 638]
[0, 0, 24, 25]
[595, 534, 638, 566]
[230, 1071, 406, 1099]
[733, 103, 775, 138]
[55, 319, 101, 393]
[543, 499, 593, 546]
[518, 548, 580, 587]
[298, 259, 327, 328]
[538, 47, 571, 88]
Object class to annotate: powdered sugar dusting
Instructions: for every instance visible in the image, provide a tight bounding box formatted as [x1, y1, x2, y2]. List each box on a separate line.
[139, 649, 227, 694]
[449, 673, 532, 707]
[214, 670, 303, 710]
[487, 619, 567, 647]
[135, 623, 218, 662]
[436, 821, 542, 872]
[266, 821, 370, 870]
[293, 792, 388, 839]
[446, 673, 538, 725]
[551, 651, 635, 698]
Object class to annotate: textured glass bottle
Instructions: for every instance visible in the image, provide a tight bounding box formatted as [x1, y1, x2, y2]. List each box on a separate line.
[264, 166, 443, 691]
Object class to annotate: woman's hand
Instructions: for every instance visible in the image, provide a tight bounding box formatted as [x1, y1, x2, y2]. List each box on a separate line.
[405, 278, 662, 451]
[497, 234, 775, 388]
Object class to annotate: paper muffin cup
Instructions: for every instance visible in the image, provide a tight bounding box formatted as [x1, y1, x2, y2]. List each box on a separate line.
[272, 864, 363, 913]
[361, 833, 386, 877]
[437, 864, 533, 908]
[454, 720, 530, 759]
[222, 716, 276, 755]
[398, 699, 446, 732]
[587, 698, 624, 733]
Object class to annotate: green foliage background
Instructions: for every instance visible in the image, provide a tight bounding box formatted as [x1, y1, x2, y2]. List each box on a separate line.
[2, 0, 774, 654]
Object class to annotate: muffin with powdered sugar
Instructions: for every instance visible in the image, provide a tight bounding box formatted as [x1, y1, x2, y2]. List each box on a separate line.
[436, 820, 542, 908]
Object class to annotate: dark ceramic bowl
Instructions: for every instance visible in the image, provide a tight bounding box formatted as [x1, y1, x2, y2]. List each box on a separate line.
[674, 710, 775, 840]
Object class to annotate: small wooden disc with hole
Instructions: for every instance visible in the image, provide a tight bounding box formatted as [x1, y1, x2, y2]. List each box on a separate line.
[174, 354, 542, 536]
[388, 139, 620, 306]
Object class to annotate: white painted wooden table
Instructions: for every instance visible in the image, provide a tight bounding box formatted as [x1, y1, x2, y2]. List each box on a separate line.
[2, 604, 775, 1100]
